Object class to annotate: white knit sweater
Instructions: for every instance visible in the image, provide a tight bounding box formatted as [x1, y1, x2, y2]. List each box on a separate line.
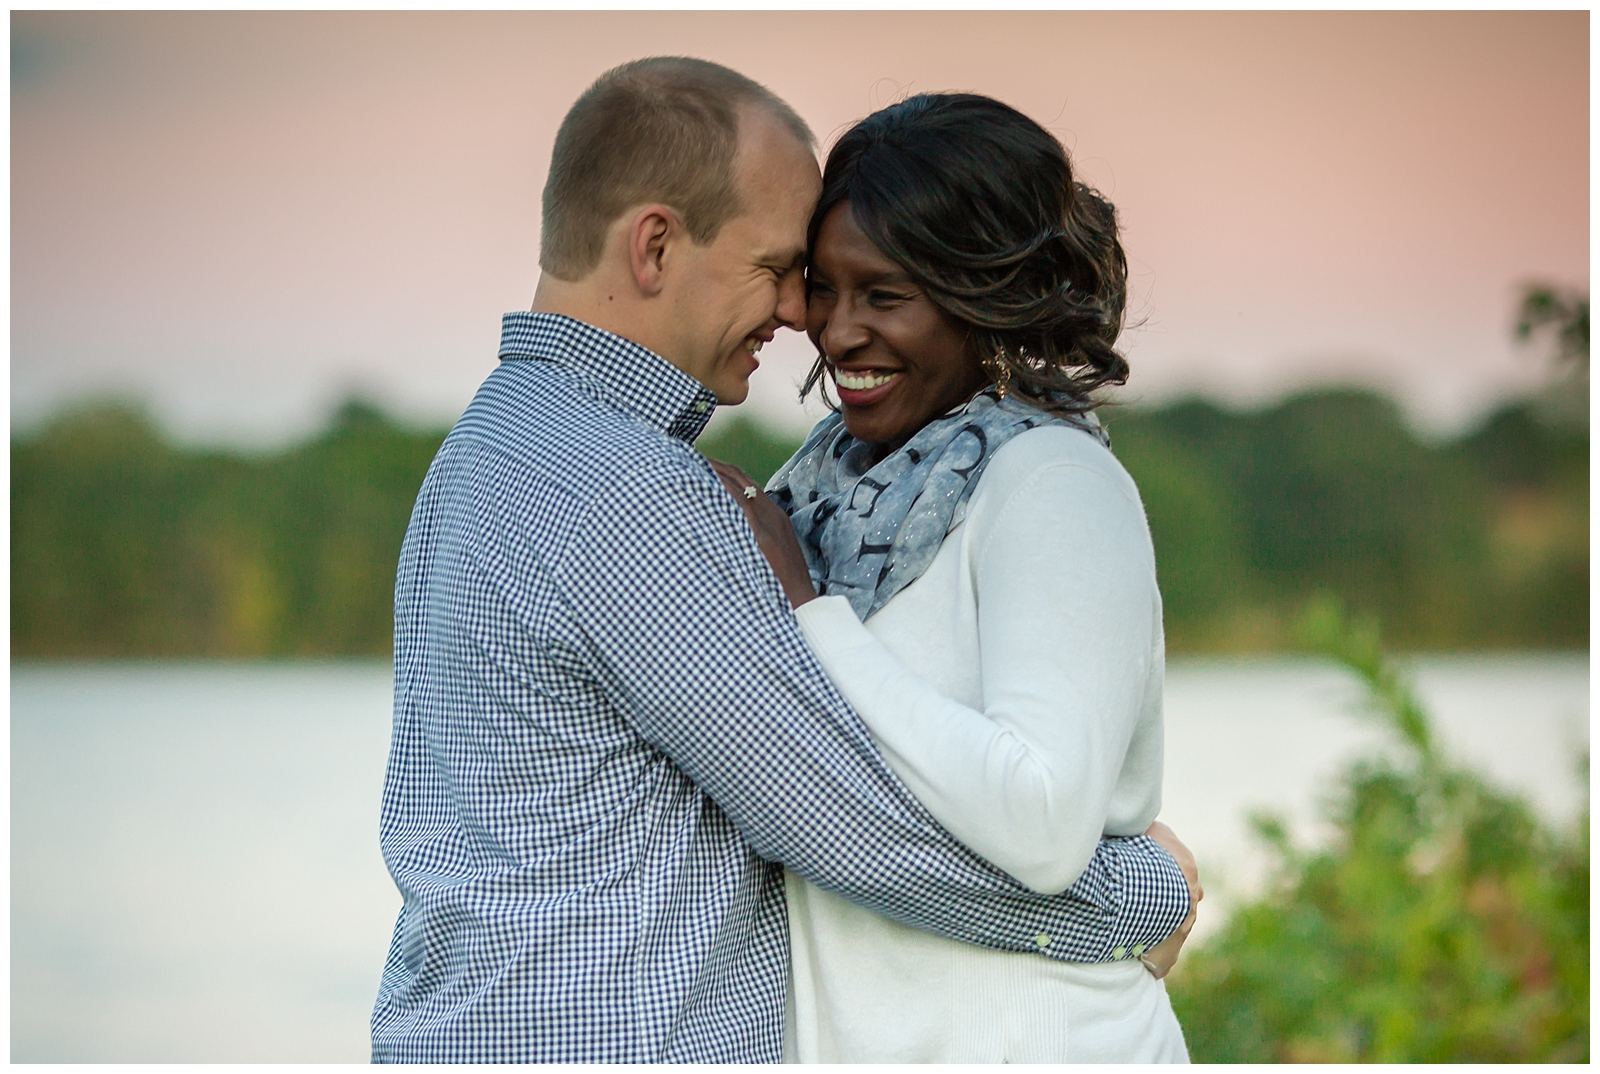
[783, 424, 1188, 1063]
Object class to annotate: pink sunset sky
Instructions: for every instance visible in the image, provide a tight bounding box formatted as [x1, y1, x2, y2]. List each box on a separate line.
[11, 10, 1589, 447]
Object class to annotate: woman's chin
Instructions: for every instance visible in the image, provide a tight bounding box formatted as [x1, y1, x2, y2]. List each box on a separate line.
[840, 409, 906, 450]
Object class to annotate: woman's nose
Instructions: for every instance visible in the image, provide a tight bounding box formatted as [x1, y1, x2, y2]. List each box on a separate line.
[819, 297, 870, 359]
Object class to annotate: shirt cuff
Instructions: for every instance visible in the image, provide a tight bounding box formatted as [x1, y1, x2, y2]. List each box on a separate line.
[1088, 834, 1193, 964]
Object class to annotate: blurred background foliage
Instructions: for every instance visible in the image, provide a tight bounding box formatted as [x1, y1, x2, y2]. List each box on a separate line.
[1110, 386, 1587, 651]
[1166, 598, 1589, 1061]
[12, 401, 445, 656]
[12, 387, 1585, 657]
[11, 285, 1587, 657]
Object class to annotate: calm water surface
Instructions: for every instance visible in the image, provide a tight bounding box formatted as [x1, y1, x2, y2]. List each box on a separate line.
[12, 655, 1588, 1062]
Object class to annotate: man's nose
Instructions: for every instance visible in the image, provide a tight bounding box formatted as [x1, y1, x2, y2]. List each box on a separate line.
[774, 268, 807, 331]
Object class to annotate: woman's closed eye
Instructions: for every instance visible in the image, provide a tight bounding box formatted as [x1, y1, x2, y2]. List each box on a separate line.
[868, 288, 914, 308]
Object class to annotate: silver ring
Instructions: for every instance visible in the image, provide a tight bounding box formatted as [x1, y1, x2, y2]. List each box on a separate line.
[742, 485, 760, 500]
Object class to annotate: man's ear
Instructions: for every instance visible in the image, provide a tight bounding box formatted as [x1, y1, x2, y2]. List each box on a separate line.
[627, 204, 679, 297]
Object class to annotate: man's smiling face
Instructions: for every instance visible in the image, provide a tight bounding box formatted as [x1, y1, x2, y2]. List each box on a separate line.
[671, 107, 821, 405]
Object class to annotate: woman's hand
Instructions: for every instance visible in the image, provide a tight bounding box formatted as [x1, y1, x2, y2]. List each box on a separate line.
[708, 460, 819, 610]
[1139, 821, 1202, 979]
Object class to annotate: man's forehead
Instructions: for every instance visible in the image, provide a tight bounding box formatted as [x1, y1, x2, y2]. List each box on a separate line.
[734, 106, 820, 189]
[725, 105, 819, 263]
[733, 100, 815, 157]
[739, 157, 820, 233]
[734, 173, 818, 256]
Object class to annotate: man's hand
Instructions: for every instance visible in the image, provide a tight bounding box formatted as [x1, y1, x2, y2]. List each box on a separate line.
[708, 460, 818, 609]
[1140, 821, 1201, 979]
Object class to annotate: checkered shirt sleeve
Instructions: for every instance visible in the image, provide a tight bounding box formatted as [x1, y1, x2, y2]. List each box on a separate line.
[371, 313, 1191, 1064]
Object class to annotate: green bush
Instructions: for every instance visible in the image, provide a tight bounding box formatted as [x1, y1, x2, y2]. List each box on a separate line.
[1167, 598, 1589, 1062]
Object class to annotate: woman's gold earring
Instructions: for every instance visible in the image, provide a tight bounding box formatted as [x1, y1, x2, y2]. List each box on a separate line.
[983, 353, 1012, 399]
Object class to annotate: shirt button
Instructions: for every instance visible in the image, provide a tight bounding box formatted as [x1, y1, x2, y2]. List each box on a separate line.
[1112, 946, 1127, 960]
[693, 400, 709, 413]
[1033, 933, 1051, 949]
[1132, 943, 1147, 957]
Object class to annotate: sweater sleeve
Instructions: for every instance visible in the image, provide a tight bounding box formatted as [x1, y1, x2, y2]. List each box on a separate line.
[794, 458, 1161, 895]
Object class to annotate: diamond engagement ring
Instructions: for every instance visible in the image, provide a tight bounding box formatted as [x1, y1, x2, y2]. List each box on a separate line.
[742, 485, 760, 499]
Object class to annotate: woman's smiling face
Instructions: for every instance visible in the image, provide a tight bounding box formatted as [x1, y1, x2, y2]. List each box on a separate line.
[806, 204, 990, 450]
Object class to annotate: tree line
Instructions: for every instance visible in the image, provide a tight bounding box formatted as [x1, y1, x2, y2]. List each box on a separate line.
[11, 382, 1584, 658]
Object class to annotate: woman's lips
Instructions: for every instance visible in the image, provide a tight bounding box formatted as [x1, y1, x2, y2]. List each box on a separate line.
[831, 368, 901, 407]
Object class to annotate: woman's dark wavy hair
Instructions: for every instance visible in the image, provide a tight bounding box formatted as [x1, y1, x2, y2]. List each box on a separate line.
[801, 93, 1128, 418]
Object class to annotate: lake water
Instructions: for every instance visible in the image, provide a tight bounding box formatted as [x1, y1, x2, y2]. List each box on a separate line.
[11, 655, 1588, 1062]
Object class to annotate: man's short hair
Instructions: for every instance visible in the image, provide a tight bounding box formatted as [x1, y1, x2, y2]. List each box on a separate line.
[539, 57, 815, 281]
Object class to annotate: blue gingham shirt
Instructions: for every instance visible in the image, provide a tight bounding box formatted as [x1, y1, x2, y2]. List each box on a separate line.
[371, 312, 1191, 1063]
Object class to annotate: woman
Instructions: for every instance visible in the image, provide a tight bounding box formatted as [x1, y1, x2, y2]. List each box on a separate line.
[714, 93, 1190, 1063]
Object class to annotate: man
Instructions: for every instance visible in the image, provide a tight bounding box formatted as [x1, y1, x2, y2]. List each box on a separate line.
[372, 57, 1196, 1063]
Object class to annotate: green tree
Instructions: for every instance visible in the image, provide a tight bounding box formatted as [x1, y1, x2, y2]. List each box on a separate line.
[695, 414, 804, 486]
[11, 386, 1587, 657]
[11, 401, 447, 657]
[1109, 392, 1492, 650]
[1515, 285, 1588, 370]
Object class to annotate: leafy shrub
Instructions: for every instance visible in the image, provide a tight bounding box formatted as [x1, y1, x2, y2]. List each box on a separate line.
[1167, 598, 1589, 1061]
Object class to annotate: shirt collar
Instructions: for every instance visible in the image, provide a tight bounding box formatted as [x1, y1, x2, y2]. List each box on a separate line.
[498, 311, 718, 442]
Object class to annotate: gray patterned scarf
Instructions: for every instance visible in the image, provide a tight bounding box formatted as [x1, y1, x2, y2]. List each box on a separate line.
[767, 390, 1107, 620]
